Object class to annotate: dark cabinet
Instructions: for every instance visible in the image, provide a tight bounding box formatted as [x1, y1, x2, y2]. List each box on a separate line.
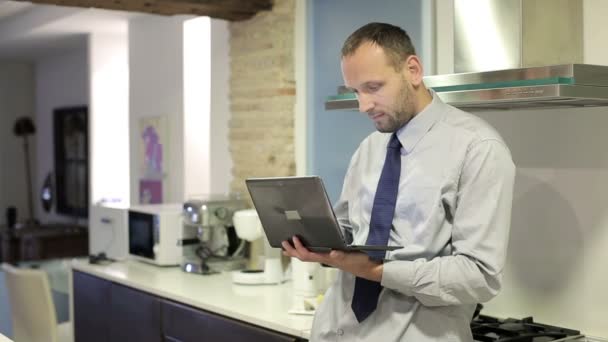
[73, 271, 161, 342]
[73, 271, 305, 342]
[109, 282, 161, 342]
[73, 271, 111, 342]
[162, 300, 299, 342]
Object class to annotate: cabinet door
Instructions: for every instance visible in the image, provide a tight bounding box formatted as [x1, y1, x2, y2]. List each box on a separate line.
[73, 271, 111, 342]
[162, 300, 299, 342]
[109, 282, 162, 342]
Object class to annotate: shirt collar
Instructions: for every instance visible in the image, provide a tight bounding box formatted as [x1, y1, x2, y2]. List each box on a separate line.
[395, 90, 444, 154]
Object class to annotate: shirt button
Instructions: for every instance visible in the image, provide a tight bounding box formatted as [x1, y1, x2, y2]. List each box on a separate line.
[337, 329, 344, 336]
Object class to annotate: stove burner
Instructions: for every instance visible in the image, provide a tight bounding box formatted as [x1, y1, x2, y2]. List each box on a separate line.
[471, 315, 581, 342]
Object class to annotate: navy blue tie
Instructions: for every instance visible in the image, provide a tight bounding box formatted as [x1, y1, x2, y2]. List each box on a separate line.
[351, 133, 401, 323]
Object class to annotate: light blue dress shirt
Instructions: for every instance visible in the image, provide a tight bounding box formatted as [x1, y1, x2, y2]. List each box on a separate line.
[310, 92, 516, 341]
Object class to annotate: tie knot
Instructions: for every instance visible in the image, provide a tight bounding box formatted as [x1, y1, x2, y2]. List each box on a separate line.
[388, 134, 401, 150]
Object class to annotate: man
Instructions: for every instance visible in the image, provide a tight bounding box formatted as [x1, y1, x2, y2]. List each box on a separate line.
[282, 23, 515, 341]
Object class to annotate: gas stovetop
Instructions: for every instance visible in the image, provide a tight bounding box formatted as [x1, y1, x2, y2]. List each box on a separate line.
[471, 314, 583, 342]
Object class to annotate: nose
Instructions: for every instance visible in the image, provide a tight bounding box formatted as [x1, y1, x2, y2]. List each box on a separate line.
[357, 93, 373, 113]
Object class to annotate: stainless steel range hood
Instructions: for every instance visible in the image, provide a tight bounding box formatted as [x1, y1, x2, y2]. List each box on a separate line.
[325, 0, 608, 111]
[422, 63, 608, 111]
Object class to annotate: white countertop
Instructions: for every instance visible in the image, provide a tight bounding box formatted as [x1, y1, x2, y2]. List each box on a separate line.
[71, 260, 313, 339]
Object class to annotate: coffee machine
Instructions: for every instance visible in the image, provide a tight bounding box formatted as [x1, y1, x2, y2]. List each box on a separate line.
[180, 196, 247, 274]
[231, 209, 284, 285]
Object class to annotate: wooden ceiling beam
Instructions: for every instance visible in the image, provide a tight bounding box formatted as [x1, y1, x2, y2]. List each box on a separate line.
[14, 0, 273, 21]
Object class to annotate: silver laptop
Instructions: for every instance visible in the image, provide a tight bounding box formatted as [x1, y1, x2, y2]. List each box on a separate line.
[245, 176, 402, 253]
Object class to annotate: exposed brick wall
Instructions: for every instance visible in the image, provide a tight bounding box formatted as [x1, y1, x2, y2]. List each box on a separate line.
[229, 0, 295, 199]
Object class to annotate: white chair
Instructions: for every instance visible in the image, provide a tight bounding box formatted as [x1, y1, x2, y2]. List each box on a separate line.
[1, 263, 72, 342]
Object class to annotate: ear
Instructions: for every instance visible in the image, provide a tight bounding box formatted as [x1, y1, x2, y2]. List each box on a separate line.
[403, 55, 424, 86]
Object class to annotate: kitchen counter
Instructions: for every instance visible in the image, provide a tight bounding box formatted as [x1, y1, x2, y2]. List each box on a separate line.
[71, 259, 314, 339]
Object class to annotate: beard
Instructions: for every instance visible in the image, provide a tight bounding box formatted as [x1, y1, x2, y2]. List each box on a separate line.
[375, 76, 416, 133]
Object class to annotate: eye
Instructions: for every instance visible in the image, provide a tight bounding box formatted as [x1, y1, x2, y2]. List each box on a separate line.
[366, 83, 382, 92]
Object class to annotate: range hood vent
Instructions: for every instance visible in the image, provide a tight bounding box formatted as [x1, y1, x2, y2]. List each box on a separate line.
[325, 0, 608, 111]
[423, 63, 608, 111]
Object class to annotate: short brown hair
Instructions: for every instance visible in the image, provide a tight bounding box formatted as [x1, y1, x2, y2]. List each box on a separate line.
[341, 23, 416, 71]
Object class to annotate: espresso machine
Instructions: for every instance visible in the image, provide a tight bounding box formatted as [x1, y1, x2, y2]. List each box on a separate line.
[180, 196, 247, 275]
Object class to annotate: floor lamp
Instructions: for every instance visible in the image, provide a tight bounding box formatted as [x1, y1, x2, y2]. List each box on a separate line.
[13, 117, 36, 225]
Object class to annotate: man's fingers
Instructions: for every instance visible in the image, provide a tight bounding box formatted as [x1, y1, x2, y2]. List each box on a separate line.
[292, 236, 305, 249]
[329, 250, 346, 259]
[281, 239, 298, 258]
[285, 236, 320, 262]
[292, 236, 317, 261]
[282, 236, 340, 264]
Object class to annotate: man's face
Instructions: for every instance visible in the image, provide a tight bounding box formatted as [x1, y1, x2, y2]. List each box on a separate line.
[341, 42, 416, 133]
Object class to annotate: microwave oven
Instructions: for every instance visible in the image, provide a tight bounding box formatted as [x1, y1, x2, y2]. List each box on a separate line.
[128, 203, 183, 266]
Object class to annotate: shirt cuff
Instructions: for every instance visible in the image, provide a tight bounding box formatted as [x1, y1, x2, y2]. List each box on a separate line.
[381, 259, 416, 295]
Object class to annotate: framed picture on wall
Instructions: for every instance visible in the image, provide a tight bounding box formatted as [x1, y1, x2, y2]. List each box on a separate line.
[54, 106, 88, 218]
[138, 115, 168, 204]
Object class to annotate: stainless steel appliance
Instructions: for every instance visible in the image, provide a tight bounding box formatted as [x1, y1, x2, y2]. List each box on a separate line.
[180, 196, 247, 274]
[470, 304, 606, 341]
[471, 314, 582, 341]
[325, 0, 608, 111]
[128, 203, 183, 266]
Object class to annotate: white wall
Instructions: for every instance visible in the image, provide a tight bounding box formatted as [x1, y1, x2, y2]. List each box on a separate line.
[183, 17, 211, 199]
[184, 16, 236, 198]
[35, 46, 89, 223]
[89, 31, 130, 205]
[130, 15, 232, 203]
[129, 15, 186, 204]
[0, 4, 133, 223]
[207, 19, 232, 196]
[294, 0, 307, 176]
[0, 62, 34, 225]
[434, 0, 608, 337]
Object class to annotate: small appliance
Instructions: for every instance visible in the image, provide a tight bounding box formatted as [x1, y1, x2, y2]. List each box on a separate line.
[231, 209, 283, 285]
[89, 203, 129, 261]
[180, 196, 247, 274]
[128, 203, 183, 266]
[288, 258, 321, 315]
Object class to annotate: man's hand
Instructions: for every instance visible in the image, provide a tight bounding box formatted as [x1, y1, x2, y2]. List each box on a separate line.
[281, 236, 384, 282]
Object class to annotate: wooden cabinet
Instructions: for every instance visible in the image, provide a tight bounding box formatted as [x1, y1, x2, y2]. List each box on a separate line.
[0, 224, 87, 263]
[73, 271, 305, 342]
